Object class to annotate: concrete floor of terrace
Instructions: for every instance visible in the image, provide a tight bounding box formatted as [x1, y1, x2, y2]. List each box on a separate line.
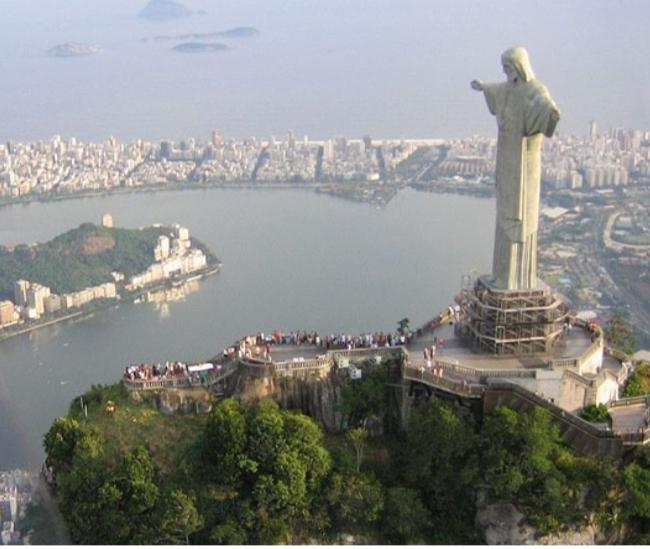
[411, 321, 622, 374]
[261, 321, 618, 373]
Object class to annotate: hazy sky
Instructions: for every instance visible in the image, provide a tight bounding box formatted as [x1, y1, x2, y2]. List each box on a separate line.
[1, 0, 649, 142]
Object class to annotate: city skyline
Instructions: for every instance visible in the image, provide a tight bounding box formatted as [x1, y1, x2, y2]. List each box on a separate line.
[1, 120, 648, 205]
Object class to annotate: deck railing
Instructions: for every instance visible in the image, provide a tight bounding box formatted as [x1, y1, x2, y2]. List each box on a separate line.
[123, 360, 238, 391]
[608, 395, 650, 409]
[486, 380, 619, 439]
[403, 365, 484, 397]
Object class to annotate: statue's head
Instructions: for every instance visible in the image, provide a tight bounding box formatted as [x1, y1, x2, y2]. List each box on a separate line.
[501, 47, 535, 83]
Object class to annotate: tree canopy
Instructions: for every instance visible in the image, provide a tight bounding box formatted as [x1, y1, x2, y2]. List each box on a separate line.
[41, 385, 648, 544]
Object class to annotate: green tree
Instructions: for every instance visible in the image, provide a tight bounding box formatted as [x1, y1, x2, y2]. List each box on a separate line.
[57, 451, 129, 543]
[605, 313, 636, 354]
[346, 427, 368, 472]
[397, 317, 410, 335]
[381, 486, 430, 544]
[53, 443, 178, 545]
[284, 411, 332, 491]
[199, 398, 249, 483]
[195, 400, 332, 544]
[623, 362, 650, 397]
[43, 417, 101, 484]
[339, 361, 391, 426]
[579, 404, 611, 423]
[623, 455, 650, 519]
[152, 489, 202, 544]
[246, 400, 286, 469]
[481, 406, 581, 533]
[401, 399, 479, 543]
[324, 472, 383, 535]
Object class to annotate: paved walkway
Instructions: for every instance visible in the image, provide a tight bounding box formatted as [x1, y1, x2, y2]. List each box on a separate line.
[610, 403, 648, 434]
[241, 320, 599, 375]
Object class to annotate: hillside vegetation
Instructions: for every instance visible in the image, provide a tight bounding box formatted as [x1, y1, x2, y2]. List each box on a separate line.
[35, 363, 650, 544]
[0, 223, 175, 299]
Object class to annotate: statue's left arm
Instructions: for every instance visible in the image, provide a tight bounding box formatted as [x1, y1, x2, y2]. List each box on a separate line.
[524, 81, 560, 137]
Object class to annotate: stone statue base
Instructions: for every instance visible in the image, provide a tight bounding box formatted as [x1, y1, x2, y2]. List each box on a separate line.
[456, 275, 569, 356]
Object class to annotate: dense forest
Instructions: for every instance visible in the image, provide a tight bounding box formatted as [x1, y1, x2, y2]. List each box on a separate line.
[30, 359, 650, 544]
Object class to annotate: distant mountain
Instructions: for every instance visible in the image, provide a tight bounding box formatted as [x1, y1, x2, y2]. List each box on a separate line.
[219, 27, 260, 38]
[48, 43, 103, 58]
[138, 0, 193, 21]
[173, 42, 229, 54]
[145, 27, 260, 43]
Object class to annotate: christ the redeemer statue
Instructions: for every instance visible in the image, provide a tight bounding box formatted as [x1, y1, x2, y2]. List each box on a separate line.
[471, 47, 560, 290]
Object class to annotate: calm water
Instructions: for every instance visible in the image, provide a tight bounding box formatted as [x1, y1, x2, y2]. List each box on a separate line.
[2, 1, 649, 141]
[0, 188, 493, 468]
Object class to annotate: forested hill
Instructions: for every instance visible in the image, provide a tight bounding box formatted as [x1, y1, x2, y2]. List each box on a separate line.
[0, 223, 174, 299]
[32, 360, 650, 544]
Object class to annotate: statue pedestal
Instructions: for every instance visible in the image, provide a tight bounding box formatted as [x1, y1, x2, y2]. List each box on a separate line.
[456, 275, 569, 356]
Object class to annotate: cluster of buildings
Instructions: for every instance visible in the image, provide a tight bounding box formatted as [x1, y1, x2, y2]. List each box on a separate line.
[0, 470, 37, 545]
[442, 122, 650, 190]
[128, 224, 207, 290]
[1, 123, 648, 202]
[5, 279, 118, 324]
[0, 135, 155, 198]
[541, 122, 647, 189]
[0, 132, 439, 200]
[0, 217, 210, 332]
[187, 132, 427, 183]
[437, 138, 496, 178]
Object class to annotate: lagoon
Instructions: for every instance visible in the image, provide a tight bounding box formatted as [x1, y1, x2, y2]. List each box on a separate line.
[0, 187, 493, 468]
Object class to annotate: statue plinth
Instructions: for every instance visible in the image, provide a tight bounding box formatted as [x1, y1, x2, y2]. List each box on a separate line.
[456, 275, 569, 356]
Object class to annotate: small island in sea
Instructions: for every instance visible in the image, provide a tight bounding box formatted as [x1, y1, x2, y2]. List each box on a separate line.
[145, 26, 260, 42]
[138, 0, 192, 21]
[173, 42, 229, 54]
[0, 215, 220, 339]
[47, 43, 102, 58]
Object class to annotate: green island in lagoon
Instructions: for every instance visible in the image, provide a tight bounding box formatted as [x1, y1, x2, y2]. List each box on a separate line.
[0, 215, 220, 340]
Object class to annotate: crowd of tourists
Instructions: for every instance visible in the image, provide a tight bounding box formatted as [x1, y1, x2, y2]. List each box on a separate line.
[123, 361, 218, 384]
[221, 329, 418, 363]
[124, 361, 189, 381]
[257, 330, 413, 349]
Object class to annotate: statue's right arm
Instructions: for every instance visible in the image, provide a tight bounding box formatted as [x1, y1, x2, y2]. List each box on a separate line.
[476, 82, 503, 116]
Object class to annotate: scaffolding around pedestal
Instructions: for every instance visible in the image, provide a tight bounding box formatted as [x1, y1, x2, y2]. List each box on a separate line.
[456, 275, 569, 356]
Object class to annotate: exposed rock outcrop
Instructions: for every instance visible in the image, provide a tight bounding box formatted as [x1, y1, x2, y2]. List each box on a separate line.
[475, 501, 615, 545]
[130, 387, 214, 414]
[236, 369, 347, 432]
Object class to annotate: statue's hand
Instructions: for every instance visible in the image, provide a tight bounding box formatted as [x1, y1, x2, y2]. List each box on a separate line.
[470, 79, 484, 91]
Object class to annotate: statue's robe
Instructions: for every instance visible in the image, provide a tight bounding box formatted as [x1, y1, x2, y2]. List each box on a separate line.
[482, 79, 559, 290]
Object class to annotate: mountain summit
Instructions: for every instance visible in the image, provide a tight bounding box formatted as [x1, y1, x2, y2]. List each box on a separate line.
[138, 0, 193, 21]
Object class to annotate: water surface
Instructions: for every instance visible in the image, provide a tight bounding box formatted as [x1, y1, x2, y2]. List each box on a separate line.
[0, 187, 493, 468]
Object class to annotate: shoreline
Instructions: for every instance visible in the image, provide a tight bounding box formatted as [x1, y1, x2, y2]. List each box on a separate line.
[0, 180, 323, 211]
[0, 177, 498, 211]
[0, 311, 85, 341]
[0, 263, 221, 344]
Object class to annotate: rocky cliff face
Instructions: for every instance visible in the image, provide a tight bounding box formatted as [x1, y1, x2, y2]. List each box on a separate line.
[235, 369, 347, 432]
[233, 361, 404, 434]
[475, 501, 621, 545]
[130, 387, 214, 414]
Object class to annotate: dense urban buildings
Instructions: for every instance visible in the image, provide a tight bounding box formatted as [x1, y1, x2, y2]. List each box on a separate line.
[1, 124, 648, 200]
